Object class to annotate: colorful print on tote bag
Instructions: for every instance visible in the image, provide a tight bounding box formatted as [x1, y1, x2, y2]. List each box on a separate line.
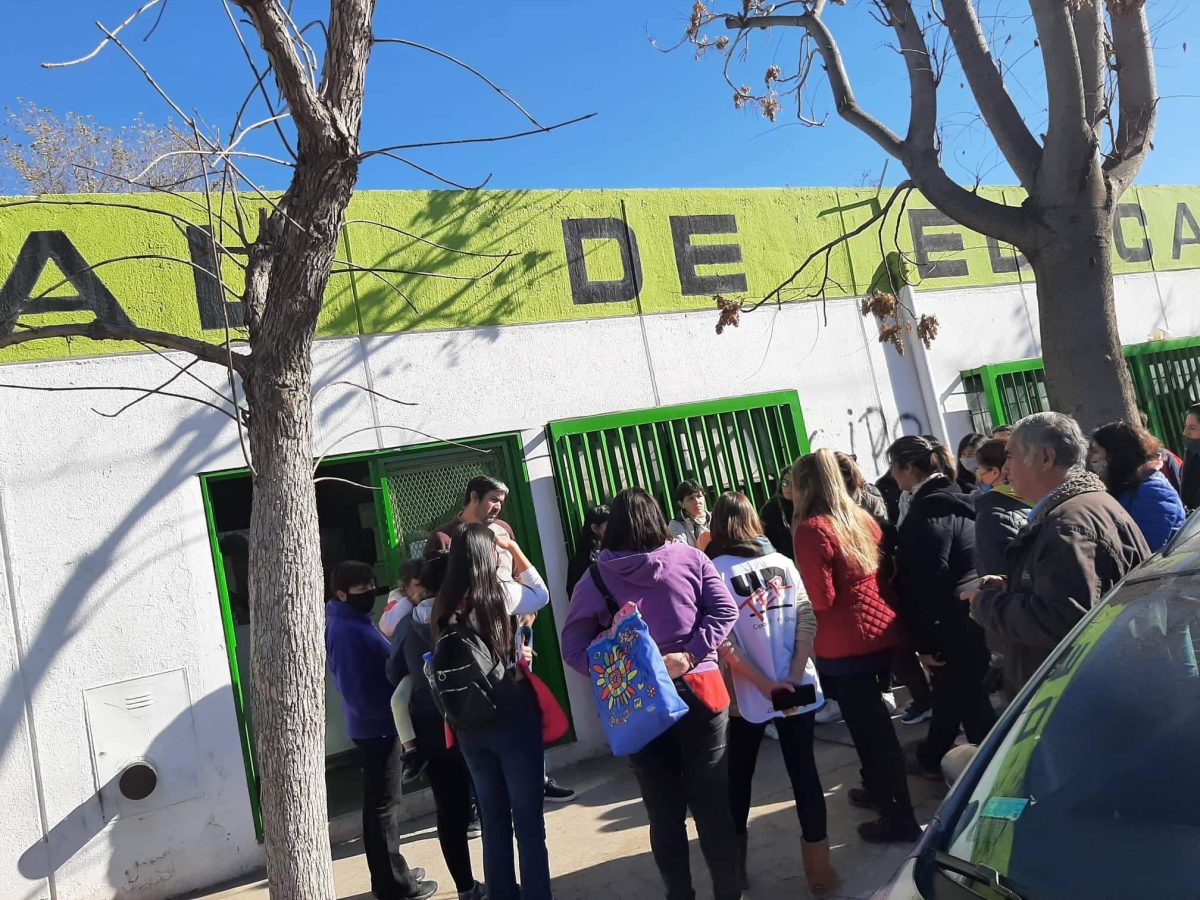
[586, 600, 687, 756]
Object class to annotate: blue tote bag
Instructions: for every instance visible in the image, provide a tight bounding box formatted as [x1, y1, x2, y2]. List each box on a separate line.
[585, 563, 688, 756]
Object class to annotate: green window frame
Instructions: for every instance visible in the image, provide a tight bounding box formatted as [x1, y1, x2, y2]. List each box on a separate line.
[547, 391, 810, 559]
[199, 430, 571, 841]
[961, 335, 1200, 454]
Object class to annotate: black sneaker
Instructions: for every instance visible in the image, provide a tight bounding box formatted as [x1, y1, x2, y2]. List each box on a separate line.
[900, 702, 933, 726]
[397, 879, 439, 900]
[467, 802, 482, 839]
[907, 753, 943, 781]
[847, 787, 881, 810]
[857, 816, 922, 844]
[400, 748, 428, 785]
[543, 778, 576, 803]
[457, 882, 487, 900]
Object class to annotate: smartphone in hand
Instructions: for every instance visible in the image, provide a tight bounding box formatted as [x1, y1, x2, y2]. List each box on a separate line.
[771, 684, 817, 711]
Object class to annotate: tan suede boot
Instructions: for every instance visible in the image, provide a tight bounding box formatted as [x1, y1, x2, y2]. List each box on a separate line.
[801, 838, 839, 898]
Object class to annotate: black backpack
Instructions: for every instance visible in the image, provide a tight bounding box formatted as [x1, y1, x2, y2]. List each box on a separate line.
[427, 613, 508, 731]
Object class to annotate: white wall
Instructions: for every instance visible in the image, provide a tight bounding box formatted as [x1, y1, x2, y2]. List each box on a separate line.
[0, 267, 1194, 898]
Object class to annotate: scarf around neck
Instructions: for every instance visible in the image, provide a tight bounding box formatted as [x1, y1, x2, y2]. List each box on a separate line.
[1031, 468, 1107, 524]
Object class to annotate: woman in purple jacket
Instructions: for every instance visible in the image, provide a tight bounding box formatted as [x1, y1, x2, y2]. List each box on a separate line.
[562, 488, 741, 900]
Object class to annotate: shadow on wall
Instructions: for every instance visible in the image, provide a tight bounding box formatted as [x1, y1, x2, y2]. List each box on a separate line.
[17, 688, 251, 898]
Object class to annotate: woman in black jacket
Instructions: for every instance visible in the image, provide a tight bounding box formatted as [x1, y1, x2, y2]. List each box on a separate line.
[758, 468, 796, 559]
[887, 436, 997, 777]
[972, 438, 1030, 576]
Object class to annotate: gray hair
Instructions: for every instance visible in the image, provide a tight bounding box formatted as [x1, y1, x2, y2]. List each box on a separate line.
[1010, 412, 1089, 470]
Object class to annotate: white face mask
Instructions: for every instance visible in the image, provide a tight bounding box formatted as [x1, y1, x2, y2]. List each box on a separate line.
[961, 458, 979, 473]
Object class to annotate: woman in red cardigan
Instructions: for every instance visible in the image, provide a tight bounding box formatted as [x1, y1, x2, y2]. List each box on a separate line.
[792, 449, 920, 844]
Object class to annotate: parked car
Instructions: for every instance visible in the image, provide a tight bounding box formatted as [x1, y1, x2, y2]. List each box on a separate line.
[873, 512, 1200, 899]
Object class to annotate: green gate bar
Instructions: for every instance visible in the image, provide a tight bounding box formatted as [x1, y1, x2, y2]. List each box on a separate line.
[547, 391, 810, 561]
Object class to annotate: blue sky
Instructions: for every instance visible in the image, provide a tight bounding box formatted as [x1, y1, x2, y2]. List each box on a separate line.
[2, 0, 1198, 192]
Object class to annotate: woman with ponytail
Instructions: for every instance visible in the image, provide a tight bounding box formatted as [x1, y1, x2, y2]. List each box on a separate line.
[791, 449, 919, 844]
[887, 436, 997, 780]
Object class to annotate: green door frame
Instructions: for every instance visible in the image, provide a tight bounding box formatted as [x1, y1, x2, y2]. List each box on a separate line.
[198, 430, 572, 841]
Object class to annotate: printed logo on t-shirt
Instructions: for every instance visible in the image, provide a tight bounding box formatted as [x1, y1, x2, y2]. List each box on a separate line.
[730, 567, 793, 622]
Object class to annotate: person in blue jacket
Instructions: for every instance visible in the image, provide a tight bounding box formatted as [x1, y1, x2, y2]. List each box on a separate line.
[1089, 422, 1187, 553]
[327, 560, 438, 900]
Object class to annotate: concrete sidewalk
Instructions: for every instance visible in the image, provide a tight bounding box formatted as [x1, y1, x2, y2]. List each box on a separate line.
[192, 716, 946, 900]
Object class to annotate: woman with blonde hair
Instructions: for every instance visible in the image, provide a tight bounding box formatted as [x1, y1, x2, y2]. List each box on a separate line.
[708, 492, 836, 896]
[792, 449, 919, 844]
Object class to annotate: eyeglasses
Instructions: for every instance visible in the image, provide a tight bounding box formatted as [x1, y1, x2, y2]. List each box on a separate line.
[781, 479, 792, 487]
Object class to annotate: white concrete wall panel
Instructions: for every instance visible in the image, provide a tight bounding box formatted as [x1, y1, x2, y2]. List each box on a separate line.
[0, 266, 1198, 897]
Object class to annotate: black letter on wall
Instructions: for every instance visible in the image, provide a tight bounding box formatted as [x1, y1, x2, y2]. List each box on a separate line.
[908, 209, 969, 278]
[0, 230, 134, 329]
[187, 225, 245, 329]
[669, 214, 748, 296]
[562, 217, 643, 305]
[1114, 203, 1152, 263]
[1172, 203, 1200, 260]
[986, 235, 1028, 274]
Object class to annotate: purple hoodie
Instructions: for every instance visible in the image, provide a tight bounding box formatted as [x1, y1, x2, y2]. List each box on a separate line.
[561, 541, 738, 677]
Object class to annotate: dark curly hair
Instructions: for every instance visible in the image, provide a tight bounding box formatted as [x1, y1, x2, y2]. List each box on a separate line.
[1091, 421, 1160, 495]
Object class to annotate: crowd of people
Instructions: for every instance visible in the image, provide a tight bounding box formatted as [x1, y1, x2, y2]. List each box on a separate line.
[322, 406, 1192, 899]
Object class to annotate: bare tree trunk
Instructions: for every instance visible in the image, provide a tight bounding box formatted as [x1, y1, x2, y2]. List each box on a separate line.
[245, 352, 335, 899]
[1031, 206, 1138, 434]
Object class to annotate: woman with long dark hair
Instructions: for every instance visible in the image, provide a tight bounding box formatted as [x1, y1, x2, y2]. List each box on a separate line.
[708, 492, 837, 897]
[1090, 421, 1186, 552]
[397, 554, 484, 900]
[758, 467, 796, 559]
[562, 488, 740, 900]
[432, 524, 551, 900]
[565, 504, 611, 596]
[792, 449, 918, 844]
[888, 436, 996, 779]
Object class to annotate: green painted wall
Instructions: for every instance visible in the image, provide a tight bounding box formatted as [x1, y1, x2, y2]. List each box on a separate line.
[3, 185, 1200, 364]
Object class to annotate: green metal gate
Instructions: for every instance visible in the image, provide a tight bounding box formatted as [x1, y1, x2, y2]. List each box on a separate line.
[962, 335, 1200, 454]
[547, 391, 810, 558]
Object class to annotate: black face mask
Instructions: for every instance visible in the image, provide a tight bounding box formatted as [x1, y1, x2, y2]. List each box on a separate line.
[345, 590, 376, 614]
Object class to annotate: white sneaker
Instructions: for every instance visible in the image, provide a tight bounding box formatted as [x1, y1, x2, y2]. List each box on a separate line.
[814, 700, 842, 724]
[764, 721, 780, 741]
[882, 691, 898, 714]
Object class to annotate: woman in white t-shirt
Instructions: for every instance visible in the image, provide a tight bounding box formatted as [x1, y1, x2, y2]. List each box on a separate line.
[708, 492, 838, 899]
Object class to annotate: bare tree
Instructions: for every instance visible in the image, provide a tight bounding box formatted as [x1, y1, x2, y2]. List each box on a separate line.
[0, 1, 586, 895]
[0, 98, 208, 194]
[682, 0, 1158, 430]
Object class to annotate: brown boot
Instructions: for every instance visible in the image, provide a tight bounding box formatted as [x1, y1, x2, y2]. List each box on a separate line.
[801, 838, 839, 898]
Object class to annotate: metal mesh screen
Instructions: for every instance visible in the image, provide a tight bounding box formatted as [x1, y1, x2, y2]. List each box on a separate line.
[383, 453, 506, 560]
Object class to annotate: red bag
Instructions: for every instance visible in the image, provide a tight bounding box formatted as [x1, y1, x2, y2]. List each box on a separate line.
[519, 660, 570, 745]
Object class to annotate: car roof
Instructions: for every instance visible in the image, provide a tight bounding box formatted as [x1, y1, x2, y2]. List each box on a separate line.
[1124, 510, 1200, 584]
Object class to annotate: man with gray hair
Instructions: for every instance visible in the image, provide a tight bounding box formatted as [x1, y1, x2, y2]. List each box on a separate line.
[964, 412, 1149, 693]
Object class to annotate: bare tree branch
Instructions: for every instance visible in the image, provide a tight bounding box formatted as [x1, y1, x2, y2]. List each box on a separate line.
[1072, 0, 1108, 132]
[1030, 0, 1095, 199]
[358, 112, 597, 158]
[0, 380, 240, 421]
[0, 323, 251, 374]
[342, 219, 512, 259]
[941, 0, 1043, 189]
[42, 0, 166, 68]
[373, 38, 546, 129]
[1105, 0, 1157, 192]
[311, 379, 417, 407]
[366, 150, 492, 190]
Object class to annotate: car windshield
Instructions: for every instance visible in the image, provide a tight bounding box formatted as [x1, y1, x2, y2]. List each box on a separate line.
[943, 576, 1200, 899]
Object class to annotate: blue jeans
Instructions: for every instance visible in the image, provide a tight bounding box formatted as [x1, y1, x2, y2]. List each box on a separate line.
[458, 692, 550, 900]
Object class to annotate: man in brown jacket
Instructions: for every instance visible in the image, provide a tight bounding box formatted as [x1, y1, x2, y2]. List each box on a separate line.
[965, 412, 1149, 694]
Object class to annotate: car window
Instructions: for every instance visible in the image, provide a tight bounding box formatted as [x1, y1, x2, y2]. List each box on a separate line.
[944, 576, 1200, 898]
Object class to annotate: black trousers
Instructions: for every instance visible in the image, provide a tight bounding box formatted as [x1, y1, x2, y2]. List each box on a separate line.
[412, 711, 476, 893]
[917, 643, 997, 771]
[728, 713, 827, 842]
[629, 692, 741, 900]
[353, 736, 420, 899]
[892, 646, 933, 708]
[819, 669, 915, 825]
